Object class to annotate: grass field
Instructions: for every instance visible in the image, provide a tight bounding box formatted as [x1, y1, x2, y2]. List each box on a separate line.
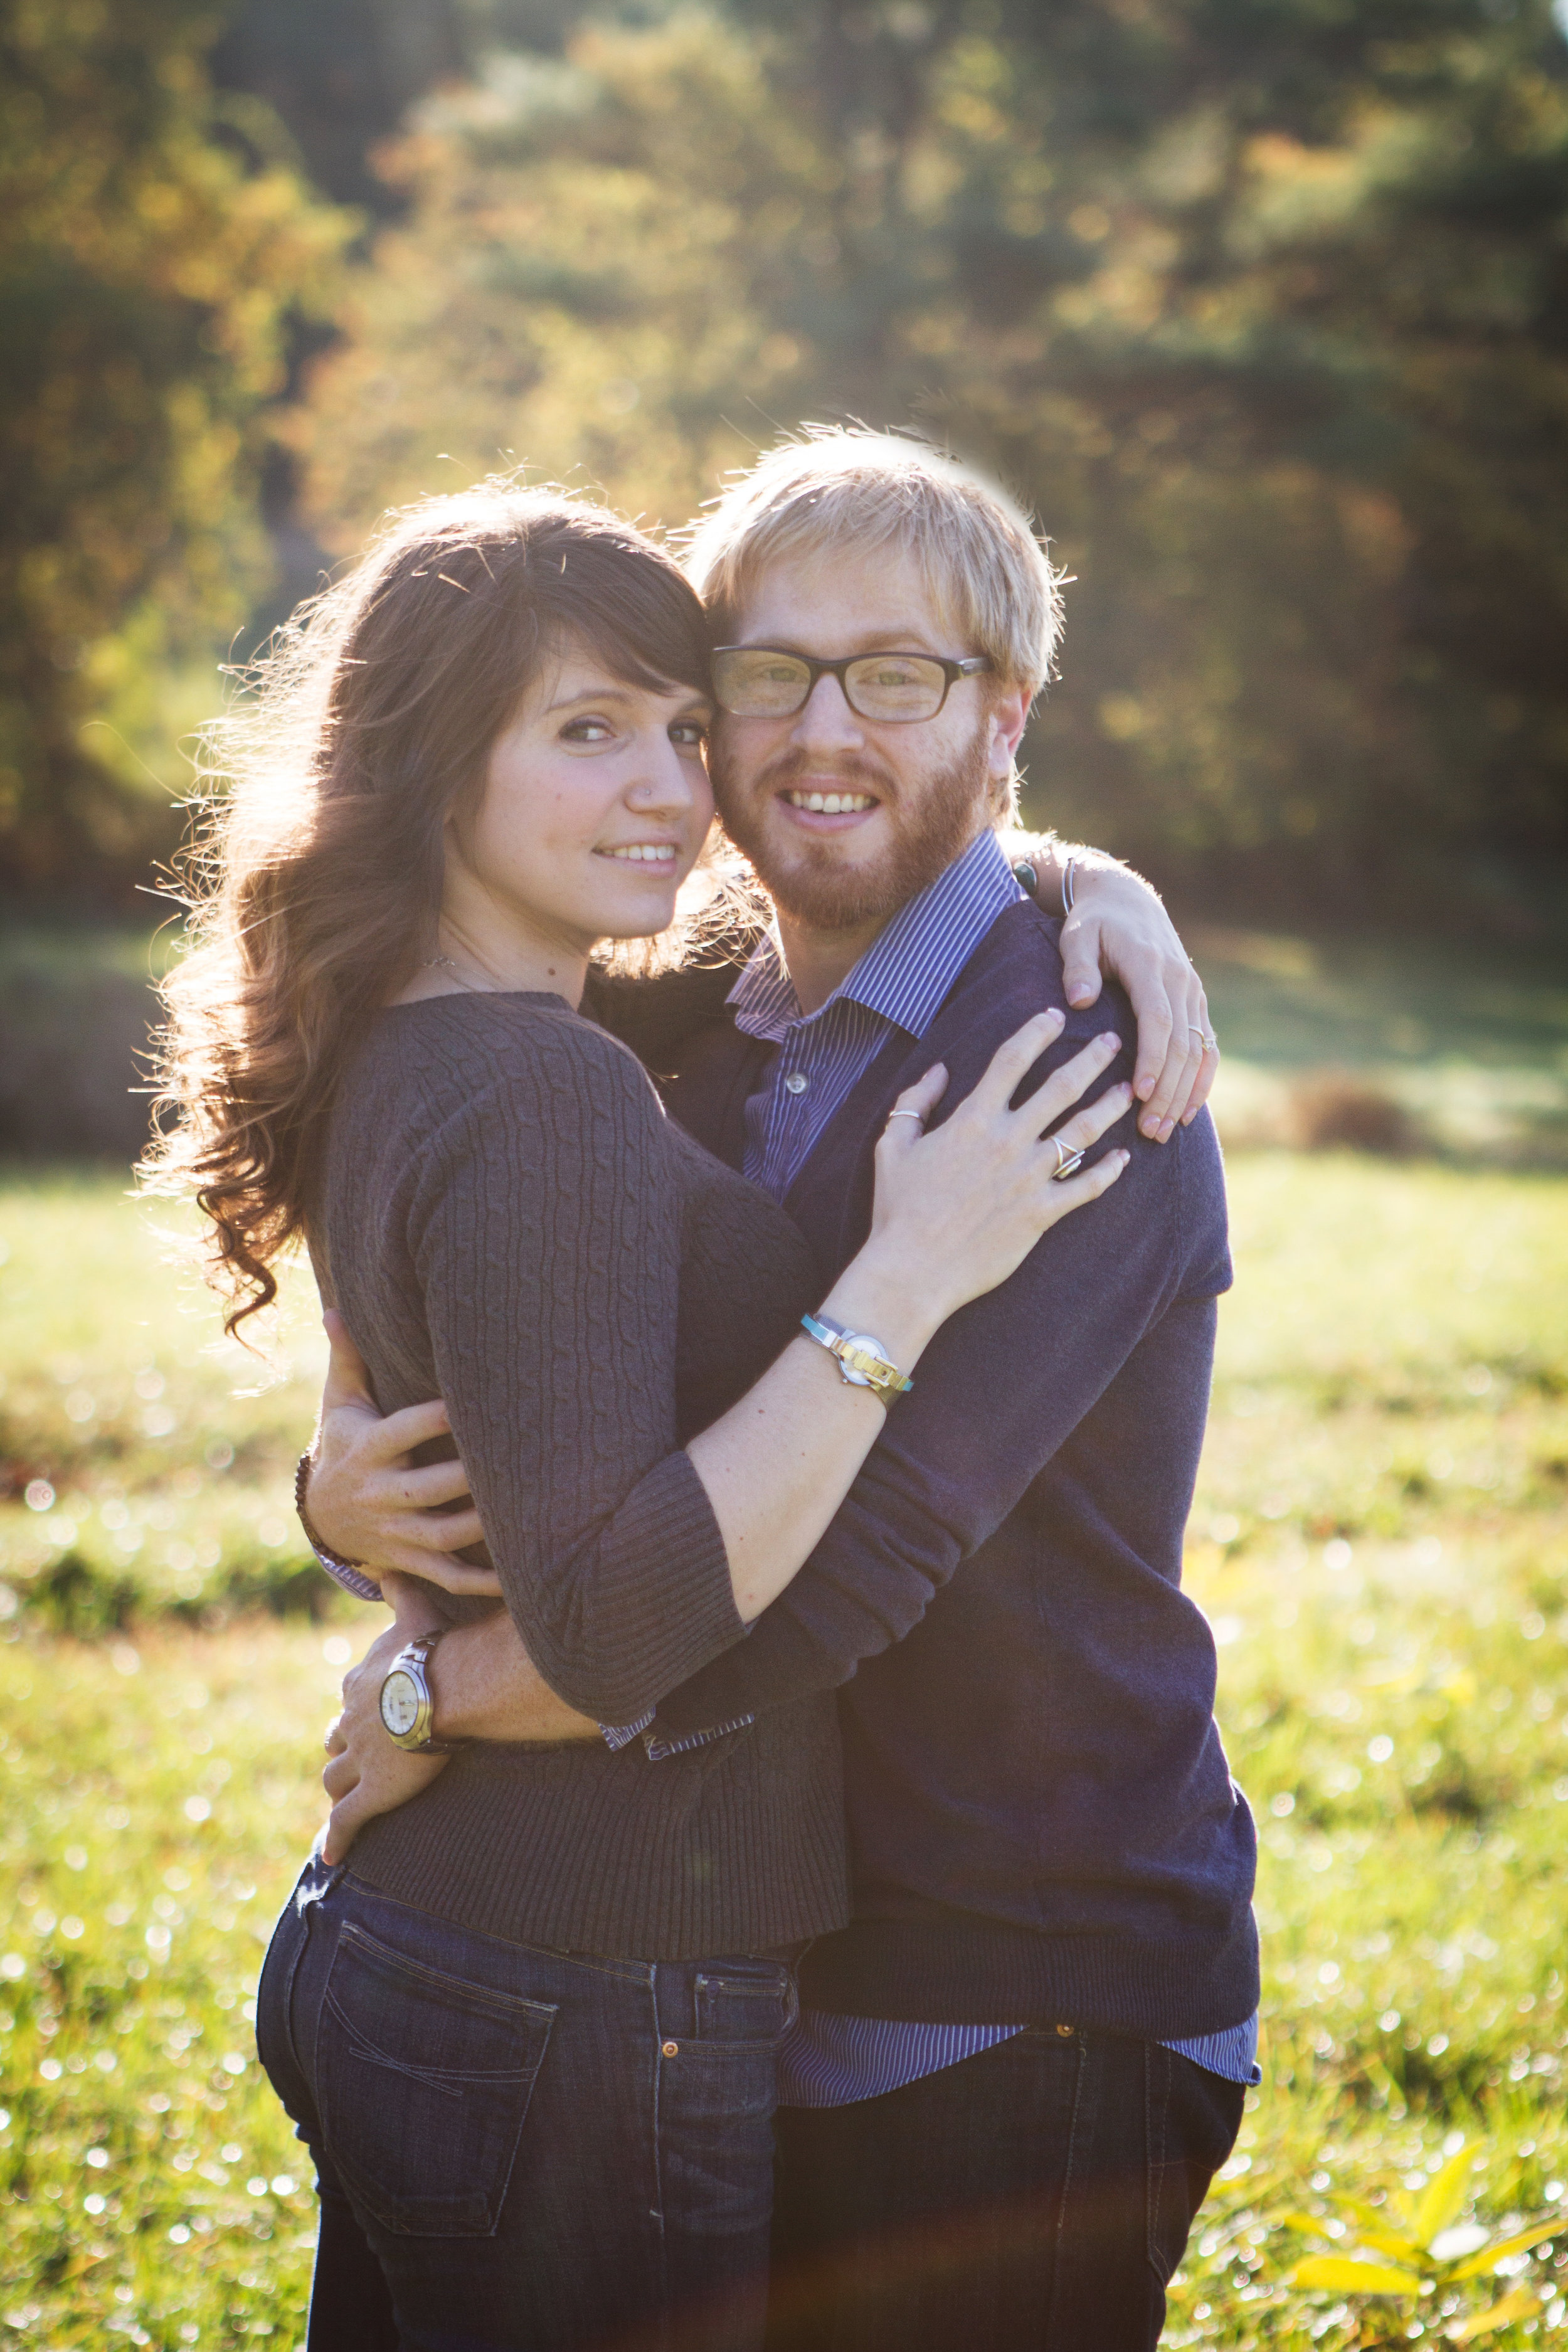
[2, 1153, 1567, 2348]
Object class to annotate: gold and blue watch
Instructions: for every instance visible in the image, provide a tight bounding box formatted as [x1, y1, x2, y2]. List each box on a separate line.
[800, 1313, 913, 1409]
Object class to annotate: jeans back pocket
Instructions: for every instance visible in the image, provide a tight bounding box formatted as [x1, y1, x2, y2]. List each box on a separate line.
[316, 1919, 556, 2238]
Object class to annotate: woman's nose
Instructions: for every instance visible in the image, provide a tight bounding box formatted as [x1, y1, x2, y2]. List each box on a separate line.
[630, 739, 705, 813]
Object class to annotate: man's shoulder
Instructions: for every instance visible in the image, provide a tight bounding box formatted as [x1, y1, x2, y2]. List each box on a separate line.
[925, 896, 1134, 1065]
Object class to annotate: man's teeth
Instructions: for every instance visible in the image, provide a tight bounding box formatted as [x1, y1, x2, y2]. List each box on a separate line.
[604, 844, 677, 862]
[785, 791, 876, 815]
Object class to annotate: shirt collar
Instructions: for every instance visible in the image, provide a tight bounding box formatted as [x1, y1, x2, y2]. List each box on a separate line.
[728, 828, 1024, 1045]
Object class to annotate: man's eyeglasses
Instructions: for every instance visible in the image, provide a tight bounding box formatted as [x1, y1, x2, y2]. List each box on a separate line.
[711, 646, 993, 725]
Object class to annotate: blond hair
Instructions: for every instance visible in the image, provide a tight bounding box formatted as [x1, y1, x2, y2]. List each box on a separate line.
[684, 426, 1067, 700]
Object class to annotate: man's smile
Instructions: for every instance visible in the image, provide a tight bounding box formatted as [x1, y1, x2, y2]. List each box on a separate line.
[778, 785, 881, 832]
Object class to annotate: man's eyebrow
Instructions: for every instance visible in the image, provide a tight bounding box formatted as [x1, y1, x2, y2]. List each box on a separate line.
[740, 629, 948, 657]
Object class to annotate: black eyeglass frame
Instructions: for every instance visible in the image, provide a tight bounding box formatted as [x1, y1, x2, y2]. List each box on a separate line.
[710, 646, 994, 723]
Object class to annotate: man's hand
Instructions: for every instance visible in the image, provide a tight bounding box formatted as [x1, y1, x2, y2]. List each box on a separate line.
[321, 1614, 448, 1864]
[305, 1311, 499, 1592]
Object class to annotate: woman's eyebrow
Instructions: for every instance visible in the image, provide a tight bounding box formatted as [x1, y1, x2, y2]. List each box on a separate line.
[542, 681, 638, 715]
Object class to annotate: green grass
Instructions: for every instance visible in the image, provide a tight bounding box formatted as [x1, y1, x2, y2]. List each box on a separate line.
[1, 1154, 1567, 2347]
[1192, 926, 1568, 1166]
[0, 1172, 336, 1631]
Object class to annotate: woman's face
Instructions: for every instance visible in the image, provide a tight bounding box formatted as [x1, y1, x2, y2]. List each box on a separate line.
[447, 642, 715, 960]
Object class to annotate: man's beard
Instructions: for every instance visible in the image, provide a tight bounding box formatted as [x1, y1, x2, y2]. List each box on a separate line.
[711, 721, 993, 933]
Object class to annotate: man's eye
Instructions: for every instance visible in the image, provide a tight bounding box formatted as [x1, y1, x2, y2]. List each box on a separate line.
[870, 664, 922, 686]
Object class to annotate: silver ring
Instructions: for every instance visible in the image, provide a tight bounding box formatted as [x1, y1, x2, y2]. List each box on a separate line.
[885, 1109, 925, 1126]
[1049, 1136, 1085, 1182]
[1189, 1027, 1217, 1051]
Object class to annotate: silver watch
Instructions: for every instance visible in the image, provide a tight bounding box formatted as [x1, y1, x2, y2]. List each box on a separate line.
[378, 1633, 465, 1754]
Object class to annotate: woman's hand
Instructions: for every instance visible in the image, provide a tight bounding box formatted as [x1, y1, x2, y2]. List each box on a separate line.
[1060, 869, 1217, 1143]
[863, 1009, 1131, 1325]
[1002, 832, 1218, 1141]
[304, 1311, 499, 1595]
[321, 1616, 448, 1864]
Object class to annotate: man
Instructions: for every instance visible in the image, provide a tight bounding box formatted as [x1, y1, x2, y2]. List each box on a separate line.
[307, 431, 1256, 2351]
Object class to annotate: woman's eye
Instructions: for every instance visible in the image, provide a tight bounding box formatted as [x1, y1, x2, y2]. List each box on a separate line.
[561, 717, 616, 743]
[670, 720, 709, 748]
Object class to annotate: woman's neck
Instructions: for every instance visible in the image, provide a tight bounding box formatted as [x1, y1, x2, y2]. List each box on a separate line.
[390, 910, 591, 1010]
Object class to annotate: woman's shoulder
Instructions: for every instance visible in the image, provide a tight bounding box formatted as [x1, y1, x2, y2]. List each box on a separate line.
[357, 991, 662, 1127]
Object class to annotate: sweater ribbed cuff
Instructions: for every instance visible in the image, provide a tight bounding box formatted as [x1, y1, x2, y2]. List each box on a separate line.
[526, 1449, 744, 1724]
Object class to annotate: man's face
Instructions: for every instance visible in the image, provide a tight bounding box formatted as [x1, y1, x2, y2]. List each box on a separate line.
[708, 548, 1022, 933]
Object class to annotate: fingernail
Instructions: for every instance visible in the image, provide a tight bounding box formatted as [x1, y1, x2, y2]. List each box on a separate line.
[1067, 986, 1091, 1005]
[1157, 1117, 1174, 1140]
[1141, 1114, 1160, 1136]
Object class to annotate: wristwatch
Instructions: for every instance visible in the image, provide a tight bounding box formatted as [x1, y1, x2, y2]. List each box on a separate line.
[378, 1632, 466, 1754]
[800, 1313, 913, 1409]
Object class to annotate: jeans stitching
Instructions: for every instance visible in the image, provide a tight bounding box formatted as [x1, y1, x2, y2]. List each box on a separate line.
[1146, 2042, 1172, 2282]
[334, 1919, 559, 2023]
[327, 1999, 539, 2100]
[1043, 2030, 1088, 2341]
[340, 1873, 652, 1987]
[647, 1969, 670, 2325]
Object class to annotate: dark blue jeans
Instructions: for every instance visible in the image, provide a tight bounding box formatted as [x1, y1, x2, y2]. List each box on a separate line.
[766, 2025, 1245, 2352]
[257, 1857, 799, 2352]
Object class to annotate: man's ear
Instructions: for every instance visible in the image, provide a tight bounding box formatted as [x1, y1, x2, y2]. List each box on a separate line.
[986, 684, 1030, 783]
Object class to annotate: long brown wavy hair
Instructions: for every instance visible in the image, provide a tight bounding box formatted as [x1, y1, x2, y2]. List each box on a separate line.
[144, 480, 715, 1338]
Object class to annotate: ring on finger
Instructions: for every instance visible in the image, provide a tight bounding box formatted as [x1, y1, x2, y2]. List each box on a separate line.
[885, 1108, 925, 1128]
[1049, 1136, 1086, 1182]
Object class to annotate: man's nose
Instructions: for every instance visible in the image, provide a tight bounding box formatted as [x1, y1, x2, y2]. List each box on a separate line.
[790, 671, 864, 754]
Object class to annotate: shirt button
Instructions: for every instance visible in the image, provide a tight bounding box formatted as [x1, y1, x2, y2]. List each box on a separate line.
[661, 2041, 680, 2057]
[783, 1071, 808, 1096]
[1056, 2023, 1074, 2037]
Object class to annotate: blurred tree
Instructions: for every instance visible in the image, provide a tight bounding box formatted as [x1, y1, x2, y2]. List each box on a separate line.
[0, 0, 346, 899]
[292, 1, 1568, 921]
[290, 16, 832, 532]
[731, 0, 1568, 914]
[211, 0, 467, 212]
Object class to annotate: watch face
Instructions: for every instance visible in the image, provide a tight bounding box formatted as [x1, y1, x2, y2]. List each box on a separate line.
[379, 1671, 421, 1739]
[837, 1332, 883, 1389]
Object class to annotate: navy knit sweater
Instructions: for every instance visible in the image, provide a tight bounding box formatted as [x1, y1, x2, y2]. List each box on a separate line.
[628, 900, 1259, 2040]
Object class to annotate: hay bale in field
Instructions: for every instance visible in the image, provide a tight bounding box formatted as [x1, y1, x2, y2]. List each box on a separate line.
[1286, 1068, 1422, 1157]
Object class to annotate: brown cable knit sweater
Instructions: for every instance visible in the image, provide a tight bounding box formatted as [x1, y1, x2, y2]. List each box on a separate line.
[315, 990, 846, 1960]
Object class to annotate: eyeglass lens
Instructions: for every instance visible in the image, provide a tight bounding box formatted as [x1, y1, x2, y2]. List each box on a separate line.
[713, 650, 953, 723]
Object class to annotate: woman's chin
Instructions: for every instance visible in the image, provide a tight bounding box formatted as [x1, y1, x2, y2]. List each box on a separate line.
[593, 896, 681, 942]
[587, 872, 687, 940]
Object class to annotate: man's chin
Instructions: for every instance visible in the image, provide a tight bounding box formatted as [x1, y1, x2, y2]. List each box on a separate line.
[763, 846, 913, 933]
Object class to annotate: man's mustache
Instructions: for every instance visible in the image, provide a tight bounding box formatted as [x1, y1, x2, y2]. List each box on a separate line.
[746, 745, 898, 802]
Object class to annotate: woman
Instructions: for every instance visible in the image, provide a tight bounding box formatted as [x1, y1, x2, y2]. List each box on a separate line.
[147, 481, 1131, 2352]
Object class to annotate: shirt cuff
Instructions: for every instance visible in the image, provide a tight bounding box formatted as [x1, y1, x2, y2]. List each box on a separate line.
[305, 1540, 383, 1606]
[599, 1710, 757, 1761]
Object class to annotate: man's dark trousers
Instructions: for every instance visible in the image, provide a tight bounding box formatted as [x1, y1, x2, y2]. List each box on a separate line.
[765, 2030, 1244, 2352]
